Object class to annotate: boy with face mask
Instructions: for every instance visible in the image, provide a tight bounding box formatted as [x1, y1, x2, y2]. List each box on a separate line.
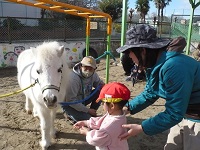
[62, 56, 104, 123]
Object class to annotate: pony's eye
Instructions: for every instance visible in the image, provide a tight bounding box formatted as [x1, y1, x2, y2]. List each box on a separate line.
[58, 68, 62, 73]
[36, 70, 40, 74]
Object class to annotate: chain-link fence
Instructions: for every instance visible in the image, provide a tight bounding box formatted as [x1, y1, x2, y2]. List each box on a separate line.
[171, 22, 200, 41]
[113, 21, 172, 39]
[0, 17, 108, 43]
[123, 21, 200, 43]
[1, 15, 200, 44]
[170, 16, 200, 42]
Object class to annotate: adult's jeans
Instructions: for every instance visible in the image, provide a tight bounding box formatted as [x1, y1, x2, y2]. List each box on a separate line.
[62, 88, 101, 122]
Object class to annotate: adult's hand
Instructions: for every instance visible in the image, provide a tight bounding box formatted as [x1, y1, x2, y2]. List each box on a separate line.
[119, 124, 143, 140]
[88, 108, 97, 117]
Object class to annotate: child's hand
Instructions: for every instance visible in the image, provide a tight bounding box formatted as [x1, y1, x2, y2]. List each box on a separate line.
[73, 121, 86, 129]
[79, 126, 90, 135]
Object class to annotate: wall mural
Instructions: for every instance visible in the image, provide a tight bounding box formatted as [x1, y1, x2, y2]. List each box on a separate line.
[65, 42, 84, 63]
[0, 42, 85, 68]
[0, 45, 25, 67]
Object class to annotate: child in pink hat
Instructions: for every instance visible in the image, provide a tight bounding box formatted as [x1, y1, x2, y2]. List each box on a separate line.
[73, 82, 130, 150]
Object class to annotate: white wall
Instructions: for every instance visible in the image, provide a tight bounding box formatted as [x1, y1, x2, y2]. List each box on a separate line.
[0, 1, 41, 18]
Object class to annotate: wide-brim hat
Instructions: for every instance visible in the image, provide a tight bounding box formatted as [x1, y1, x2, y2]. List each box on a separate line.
[81, 56, 96, 69]
[96, 82, 130, 103]
[116, 24, 171, 53]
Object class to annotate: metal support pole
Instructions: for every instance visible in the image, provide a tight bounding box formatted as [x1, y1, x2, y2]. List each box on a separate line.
[186, 0, 200, 55]
[186, 0, 195, 55]
[120, 0, 128, 58]
[86, 18, 90, 56]
[105, 17, 112, 83]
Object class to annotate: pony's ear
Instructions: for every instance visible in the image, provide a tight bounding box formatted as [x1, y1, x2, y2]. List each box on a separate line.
[30, 47, 37, 57]
[57, 46, 64, 57]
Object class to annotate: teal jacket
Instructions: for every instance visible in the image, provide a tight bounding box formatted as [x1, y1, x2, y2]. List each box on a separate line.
[128, 50, 200, 135]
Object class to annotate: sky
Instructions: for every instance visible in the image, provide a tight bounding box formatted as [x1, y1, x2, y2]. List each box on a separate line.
[129, 0, 200, 17]
[1, 0, 200, 18]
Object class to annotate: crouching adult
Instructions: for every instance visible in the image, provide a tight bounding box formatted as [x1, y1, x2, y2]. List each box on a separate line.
[62, 56, 104, 123]
[116, 24, 200, 150]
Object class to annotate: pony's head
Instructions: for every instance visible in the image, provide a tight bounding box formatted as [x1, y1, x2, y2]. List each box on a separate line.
[32, 41, 65, 109]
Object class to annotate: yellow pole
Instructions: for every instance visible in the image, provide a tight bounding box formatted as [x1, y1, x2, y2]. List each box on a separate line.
[86, 18, 90, 56]
[105, 17, 112, 83]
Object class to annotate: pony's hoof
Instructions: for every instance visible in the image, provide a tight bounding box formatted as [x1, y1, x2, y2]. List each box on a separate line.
[27, 110, 32, 114]
[40, 140, 51, 150]
[51, 129, 58, 139]
[33, 112, 38, 117]
[54, 130, 59, 139]
[41, 147, 48, 150]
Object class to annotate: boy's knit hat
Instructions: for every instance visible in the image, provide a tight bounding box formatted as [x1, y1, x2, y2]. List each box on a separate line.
[96, 82, 130, 103]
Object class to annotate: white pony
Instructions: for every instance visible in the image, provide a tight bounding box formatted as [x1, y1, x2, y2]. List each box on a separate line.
[17, 41, 69, 150]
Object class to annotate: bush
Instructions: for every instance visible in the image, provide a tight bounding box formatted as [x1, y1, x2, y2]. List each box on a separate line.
[38, 19, 54, 30]
[2, 18, 24, 30]
[113, 23, 121, 33]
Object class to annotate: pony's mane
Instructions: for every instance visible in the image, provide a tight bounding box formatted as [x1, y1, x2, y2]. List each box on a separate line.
[36, 41, 63, 61]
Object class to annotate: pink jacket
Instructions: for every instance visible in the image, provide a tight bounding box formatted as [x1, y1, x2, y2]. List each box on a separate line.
[86, 112, 129, 150]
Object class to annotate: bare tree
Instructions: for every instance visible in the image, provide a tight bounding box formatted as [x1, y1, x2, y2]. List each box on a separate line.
[153, 0, 171, 22]
[153, 0, 171, 35]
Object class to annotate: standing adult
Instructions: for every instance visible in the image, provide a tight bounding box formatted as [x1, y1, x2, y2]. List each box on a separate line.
[116, 24, 200, 150]
[62, 56, 104, 123]
[121, 53, 135, 76]
[192, 42, 200, 61]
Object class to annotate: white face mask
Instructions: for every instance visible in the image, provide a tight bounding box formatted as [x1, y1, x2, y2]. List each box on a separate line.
[81, 69, 94, 78]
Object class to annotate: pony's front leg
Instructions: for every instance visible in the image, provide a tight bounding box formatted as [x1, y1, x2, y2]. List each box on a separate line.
[25, 95, 33, 114]
[33, 106, 38, 117]
[50, 110, 57, 139]
[39, 110, 51, 150]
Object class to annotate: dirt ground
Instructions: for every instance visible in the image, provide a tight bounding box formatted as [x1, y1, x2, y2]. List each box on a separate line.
[0, 58, 167, 150]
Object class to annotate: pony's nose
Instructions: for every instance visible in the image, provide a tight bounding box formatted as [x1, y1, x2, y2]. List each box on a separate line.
[43, 96, 57, 104]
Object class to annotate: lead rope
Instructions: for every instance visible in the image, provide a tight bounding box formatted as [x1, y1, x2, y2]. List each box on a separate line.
[0, 79, 38, 98]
